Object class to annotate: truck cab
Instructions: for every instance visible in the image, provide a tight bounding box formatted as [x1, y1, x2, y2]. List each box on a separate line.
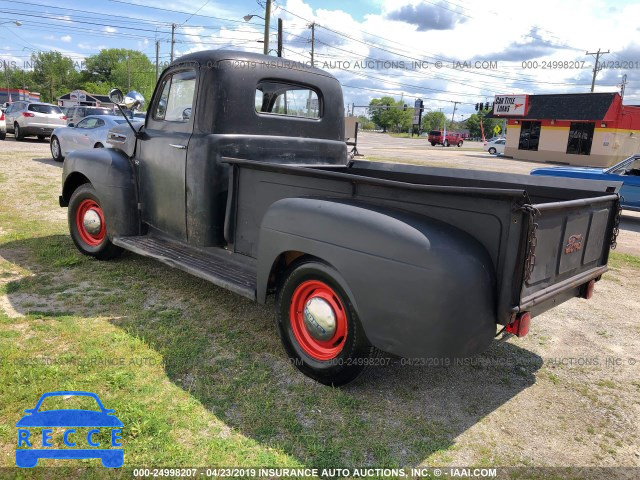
[60, 51, 621, 386]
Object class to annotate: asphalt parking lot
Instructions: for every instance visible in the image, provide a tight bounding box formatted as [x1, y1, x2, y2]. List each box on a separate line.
[1, 134, 639, 473]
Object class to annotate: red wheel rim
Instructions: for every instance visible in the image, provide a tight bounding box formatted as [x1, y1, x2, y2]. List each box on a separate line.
[289, 280, 348, 361]
[75, 199, 106, 247]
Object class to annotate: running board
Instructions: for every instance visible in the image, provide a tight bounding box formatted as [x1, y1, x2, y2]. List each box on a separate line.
[113, 235, 257, 300]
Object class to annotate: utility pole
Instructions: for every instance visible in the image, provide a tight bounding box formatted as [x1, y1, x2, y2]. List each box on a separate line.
[586, 48, 610, 92]
[451, 101, 459, 124]
[263, 0, 271, 55]
[127, 55, 131, 91]
[277, 18, 283, 57]
[155, 40, 160, 79]
[170, 23, 176, 62]
[309, 22, 315, 67]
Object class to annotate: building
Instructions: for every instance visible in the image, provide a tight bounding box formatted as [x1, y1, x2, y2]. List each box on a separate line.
[57, 90, 113, 108]
[490, 92, 640, 167]
[0, 88, 41, 105]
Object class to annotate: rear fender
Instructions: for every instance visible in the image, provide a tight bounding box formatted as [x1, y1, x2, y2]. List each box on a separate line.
[61, 148, 139, 237]
[257, 198, 497, 359]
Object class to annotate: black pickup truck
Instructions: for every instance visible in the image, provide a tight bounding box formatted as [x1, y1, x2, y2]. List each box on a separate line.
[60, 50, 622, 385]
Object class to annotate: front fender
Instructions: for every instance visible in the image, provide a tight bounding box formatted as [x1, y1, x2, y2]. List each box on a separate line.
[61, 148, 139, 237]
[257, 198, 497, 358]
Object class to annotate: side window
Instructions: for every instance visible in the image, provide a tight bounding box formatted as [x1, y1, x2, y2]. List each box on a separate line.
[76, 118, 97, 129]
[4, 104, 12, 114]
[95, 119, 105, 128]
[153, 70, 196, 122]
[255, 81, 321, 119]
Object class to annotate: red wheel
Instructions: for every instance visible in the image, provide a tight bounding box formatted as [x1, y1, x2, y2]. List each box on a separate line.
[289, 280, 348, 361]
[276, 260, 378, 386]
[68, 184, 122, 260]
[75, 199, 106, 247]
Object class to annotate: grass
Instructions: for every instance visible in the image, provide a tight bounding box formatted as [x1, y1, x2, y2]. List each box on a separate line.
[2, 149, 640, 476]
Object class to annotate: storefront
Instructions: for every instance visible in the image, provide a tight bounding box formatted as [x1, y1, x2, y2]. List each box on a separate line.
[491, 92, 640, 167]
[57, 90, 113, 108]
[0, 88, 40, 105]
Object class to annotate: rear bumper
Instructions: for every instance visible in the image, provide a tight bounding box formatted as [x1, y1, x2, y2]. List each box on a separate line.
[516, 265, 608, 313]
[20, 125, 57, 136]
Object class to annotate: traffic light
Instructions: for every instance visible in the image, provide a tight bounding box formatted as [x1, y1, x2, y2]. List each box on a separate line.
[385, 104, 390, 110]
[485, 102, 490, 111]
[403, 104, 408, 111]
[475, 103, 479, 111]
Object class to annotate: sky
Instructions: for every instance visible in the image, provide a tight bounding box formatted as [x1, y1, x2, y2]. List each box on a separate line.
[0, 0, 639, 119]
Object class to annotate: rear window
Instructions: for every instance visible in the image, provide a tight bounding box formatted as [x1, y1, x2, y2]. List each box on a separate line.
[255, 81, 321, 119]
[86, 108, 112, 116]
[429, 130, 441, 136]
[28, 104, 62, 115]
[114, 120, 128, 125]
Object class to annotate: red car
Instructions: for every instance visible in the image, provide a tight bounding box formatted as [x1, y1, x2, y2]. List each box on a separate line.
[428, 130, 464, 147]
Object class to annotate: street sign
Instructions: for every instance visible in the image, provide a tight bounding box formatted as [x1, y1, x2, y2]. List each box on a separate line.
[493, 125, 501, 135]
[412, 99, 423, 125]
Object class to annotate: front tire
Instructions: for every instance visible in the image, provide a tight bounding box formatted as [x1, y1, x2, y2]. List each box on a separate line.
[94, 142, 104, 148]
[0, 131, 5, 140]
[488, 147, 496, 154]
[14, 123, 23, 141]
[457, 140, 463, 147]
[51, 136, 64, 162]
[68, 184, 123, 260]
[276, 260, 376, 386]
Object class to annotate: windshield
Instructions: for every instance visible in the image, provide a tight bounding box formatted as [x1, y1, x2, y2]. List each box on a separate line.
[429, 130, 441, 136]
[28, 104, 62, 115]
[37, 395, 101, 412]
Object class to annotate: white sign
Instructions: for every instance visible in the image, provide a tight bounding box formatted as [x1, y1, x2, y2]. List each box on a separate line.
[70, 90, 87, 102]
[493, 95, 528, 116]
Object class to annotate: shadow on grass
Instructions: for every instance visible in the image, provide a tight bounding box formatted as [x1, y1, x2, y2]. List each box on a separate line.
[1, 235, 543, 468]
[32, 157, 62, 169]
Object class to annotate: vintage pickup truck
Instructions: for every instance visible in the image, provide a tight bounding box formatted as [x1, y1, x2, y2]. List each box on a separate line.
[60, 50, 622, 385]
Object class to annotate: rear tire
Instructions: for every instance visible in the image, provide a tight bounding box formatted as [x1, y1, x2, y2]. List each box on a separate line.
[0, 131, 5, 140]
[444, 140, 449, 147]
[68, 184, 123, 260]
[14, 123, 23, 141]
[276, 260, 376, 386]
[51, 136, 64, 162]
[94, 142, 104, 148]
[430, 142, 436, 146]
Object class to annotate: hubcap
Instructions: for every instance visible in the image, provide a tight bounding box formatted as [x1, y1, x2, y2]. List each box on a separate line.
[83, 209, 102, 235]
[303, 297, 336, 341]
[289, 280, 348, 361]
[52, 140, 59, 157]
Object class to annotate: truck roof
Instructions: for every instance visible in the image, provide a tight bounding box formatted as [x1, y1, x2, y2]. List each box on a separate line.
[170, 50, 337, 80]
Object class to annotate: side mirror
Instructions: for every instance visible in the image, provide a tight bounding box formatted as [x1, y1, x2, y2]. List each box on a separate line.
[68, 123, 75, 128]
[109, 88, 124, 105]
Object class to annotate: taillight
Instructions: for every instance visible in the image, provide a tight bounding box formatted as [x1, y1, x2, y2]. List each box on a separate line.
[505, 312, 531, 337]
[582, 280, 595, 300]
[0, 111, 4, 121]
[22, 112, 35, 117]
[61, 115, 67, 120]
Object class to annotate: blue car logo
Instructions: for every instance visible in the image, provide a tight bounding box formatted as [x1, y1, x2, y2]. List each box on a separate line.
[16, 391, 123, 468]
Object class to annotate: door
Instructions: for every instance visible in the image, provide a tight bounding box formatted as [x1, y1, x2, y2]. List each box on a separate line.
[73, 117, 100, 149]
[137, 68, 197, 240]
[606, 157, 640, 209]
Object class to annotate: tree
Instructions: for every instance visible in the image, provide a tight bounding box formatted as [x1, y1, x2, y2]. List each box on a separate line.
[421, 111, 447, 133]
[83, 49, 156, 101]
[466, 112, 503, 138]
[369, 97, 413, 133]
[31, 51, 79, 103]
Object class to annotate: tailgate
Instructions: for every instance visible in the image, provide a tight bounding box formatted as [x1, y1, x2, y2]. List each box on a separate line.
[518, 194, 621, 313]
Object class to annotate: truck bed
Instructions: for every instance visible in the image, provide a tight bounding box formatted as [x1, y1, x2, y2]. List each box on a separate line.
[223, 158, 621, 325]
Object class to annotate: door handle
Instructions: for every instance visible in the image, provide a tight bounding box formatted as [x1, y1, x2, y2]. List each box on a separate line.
[169, 144, 187, 150]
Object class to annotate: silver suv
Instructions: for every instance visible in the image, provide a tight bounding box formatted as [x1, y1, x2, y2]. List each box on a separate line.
[4, 101, 67, 141]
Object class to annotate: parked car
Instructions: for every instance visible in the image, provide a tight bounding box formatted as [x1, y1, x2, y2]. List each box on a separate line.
[60, 50, 621, 386]
[428, 129, 464, 147]
[0, 108, 6, 140]
[484, 137, 506, 155]
[50, 115, 131, 162]
[531, 154, 640, 211]
[66, 106, 114, 126]
[4, 101, 67, 141]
